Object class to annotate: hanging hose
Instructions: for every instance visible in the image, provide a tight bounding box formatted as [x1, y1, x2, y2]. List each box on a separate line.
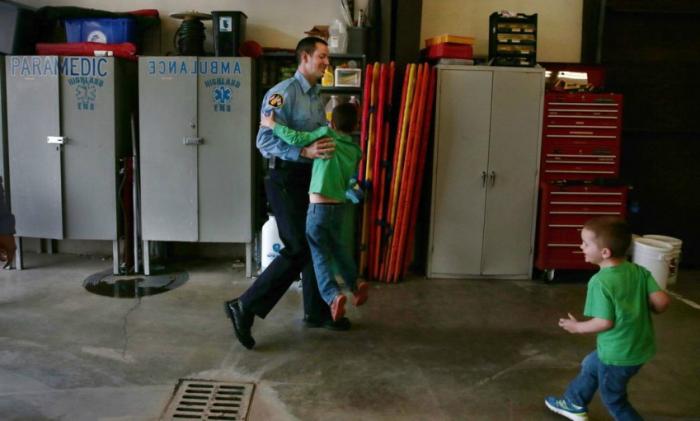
[174, 18, 206, 55]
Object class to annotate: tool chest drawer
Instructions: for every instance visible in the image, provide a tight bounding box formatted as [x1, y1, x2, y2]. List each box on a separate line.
[541, 92, 623, 182]
[545, 93, 622, 131]
[541, 140, 620, 181]
[535, 182, 628, 271]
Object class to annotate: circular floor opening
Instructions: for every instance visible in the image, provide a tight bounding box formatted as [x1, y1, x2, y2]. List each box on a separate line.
[83, 267, 189, 298]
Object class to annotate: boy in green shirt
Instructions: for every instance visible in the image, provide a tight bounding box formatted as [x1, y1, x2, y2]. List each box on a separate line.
[260, 102, 368, 321]
[545, 216, 670, 421]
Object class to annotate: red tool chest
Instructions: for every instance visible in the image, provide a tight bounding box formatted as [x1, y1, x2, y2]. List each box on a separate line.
[541, 92, 623, 182]
[536, 91, 627, 280]
[535, 182, 628, 277]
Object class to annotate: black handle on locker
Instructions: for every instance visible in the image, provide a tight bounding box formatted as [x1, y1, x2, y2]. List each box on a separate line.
[183, 137, 204, 145]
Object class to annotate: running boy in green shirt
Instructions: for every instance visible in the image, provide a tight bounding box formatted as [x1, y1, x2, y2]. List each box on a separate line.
[545, 216, 670, 421]
[260, 102, 368, 322]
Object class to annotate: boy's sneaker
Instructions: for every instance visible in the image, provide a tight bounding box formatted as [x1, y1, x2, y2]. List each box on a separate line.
[352, 281, 369, 306]
[331, 294, 347, 321]
[544, 396, 588, 421]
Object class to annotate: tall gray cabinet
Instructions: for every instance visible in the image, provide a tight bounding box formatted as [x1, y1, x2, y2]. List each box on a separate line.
[1, 56, 8, 203]
[427, 65, 544, 279]
[5, 56, 134, 272]
[138, 57, 254, 276]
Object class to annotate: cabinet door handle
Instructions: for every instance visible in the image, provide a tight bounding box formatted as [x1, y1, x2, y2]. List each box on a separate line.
[481, 171, 487, 187]
[183, 137, 204, 145]
[47, 136, 67, 145]
[489, 171, 496, 186]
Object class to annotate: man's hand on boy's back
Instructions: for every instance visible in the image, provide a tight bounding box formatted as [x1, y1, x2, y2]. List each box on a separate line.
[301, 137, 335, 159]
[260, 112, 276, 129]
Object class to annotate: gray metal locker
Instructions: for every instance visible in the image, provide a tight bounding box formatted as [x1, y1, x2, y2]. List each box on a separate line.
[5, 56, 135, 272]
[1, 56, 8, 201]
[427, 65, 544, 279]
[138, 57, 254, 276]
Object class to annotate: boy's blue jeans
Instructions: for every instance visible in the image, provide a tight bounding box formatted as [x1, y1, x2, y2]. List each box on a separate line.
[565, 351, 643, 421]
[306, 203, 357, 305]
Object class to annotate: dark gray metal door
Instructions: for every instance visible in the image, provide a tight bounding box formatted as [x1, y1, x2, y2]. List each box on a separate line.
[6, 55, 63, 239]
[139, 57, 198, 241]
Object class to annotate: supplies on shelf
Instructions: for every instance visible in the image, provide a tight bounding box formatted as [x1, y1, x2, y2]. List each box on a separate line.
[489, 12, 537, 67]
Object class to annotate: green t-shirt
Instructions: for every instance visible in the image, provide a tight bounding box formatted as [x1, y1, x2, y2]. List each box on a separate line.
[273, 124, 362, 202]
[583, 261, 662, 366]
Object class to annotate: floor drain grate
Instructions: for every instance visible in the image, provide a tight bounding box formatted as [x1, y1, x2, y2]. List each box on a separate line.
[161, 379, 255, 420]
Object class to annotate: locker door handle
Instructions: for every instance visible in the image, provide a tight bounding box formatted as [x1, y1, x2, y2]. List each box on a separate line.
[183, 137, 204, 145]
[489, 171, 495, 186]
[47, 136, 67, 145]
[481, 171, 487, 187]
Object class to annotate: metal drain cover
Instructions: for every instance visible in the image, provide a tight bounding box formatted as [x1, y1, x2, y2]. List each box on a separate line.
[161, 379, 255, 420]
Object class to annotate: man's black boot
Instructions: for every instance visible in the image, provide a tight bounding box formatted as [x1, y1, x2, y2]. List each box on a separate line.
[224, 299, 255, 349]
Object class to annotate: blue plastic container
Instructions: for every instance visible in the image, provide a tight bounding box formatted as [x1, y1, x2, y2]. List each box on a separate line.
[65, 18, 137, 44]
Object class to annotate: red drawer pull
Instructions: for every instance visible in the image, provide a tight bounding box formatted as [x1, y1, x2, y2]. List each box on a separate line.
[545, 160, 615, 165]
[551, 192, 622, 196]
[550, 211, 623, 215]
[548, 102, 619, 107]
[547, 134, 616, 139]
[550, 201, 622, 206]
[546, 154, 616, 159]
[548, 124, 618, 129]
[547, 114, 617, 120]
[545, 170, 615, 174]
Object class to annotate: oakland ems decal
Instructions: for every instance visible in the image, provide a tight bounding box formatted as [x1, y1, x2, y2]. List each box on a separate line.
[205, 78, 241, 112]
[72, 81, 99, 110]
[213, 86, 232, 112]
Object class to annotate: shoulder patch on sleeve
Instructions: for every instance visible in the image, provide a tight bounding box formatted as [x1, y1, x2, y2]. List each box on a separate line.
[268, 94, 284, 108]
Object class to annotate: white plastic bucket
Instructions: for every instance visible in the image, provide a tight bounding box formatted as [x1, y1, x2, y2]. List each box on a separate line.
[632, 238, 673, 290]
[643, 235, 682, 285]
[260, 215, 283, 273]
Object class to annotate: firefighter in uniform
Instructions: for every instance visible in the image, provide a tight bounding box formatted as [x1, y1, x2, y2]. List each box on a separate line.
[224, 37, 349, 349]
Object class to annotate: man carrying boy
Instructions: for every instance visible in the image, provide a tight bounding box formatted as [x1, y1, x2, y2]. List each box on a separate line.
[545, 216, 670, 421]
[224, 37, 343, 350]
[260, 102, 369, 321]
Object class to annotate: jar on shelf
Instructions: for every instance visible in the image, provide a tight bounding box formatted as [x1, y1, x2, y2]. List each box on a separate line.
[325, 95, 340, 123]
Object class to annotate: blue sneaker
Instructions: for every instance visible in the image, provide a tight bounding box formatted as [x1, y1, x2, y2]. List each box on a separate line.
[544, 396, 588, 421]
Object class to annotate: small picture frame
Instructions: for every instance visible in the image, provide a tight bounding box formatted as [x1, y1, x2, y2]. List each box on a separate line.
[334, 68, 362, 87]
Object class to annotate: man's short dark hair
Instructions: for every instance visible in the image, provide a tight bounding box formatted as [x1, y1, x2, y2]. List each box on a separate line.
[296, 37, 328, 64]
[332, 102, 358, 133]
[583, 216, 632, 258]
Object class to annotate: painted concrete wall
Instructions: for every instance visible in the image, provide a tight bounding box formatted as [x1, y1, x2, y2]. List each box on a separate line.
[23, 1, 581, 61]
[21, 0, 372, 53]
[422, 0, 583, 62]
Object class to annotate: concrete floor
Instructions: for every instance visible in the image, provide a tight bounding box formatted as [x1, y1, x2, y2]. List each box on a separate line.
[1, 253, 699, 420]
